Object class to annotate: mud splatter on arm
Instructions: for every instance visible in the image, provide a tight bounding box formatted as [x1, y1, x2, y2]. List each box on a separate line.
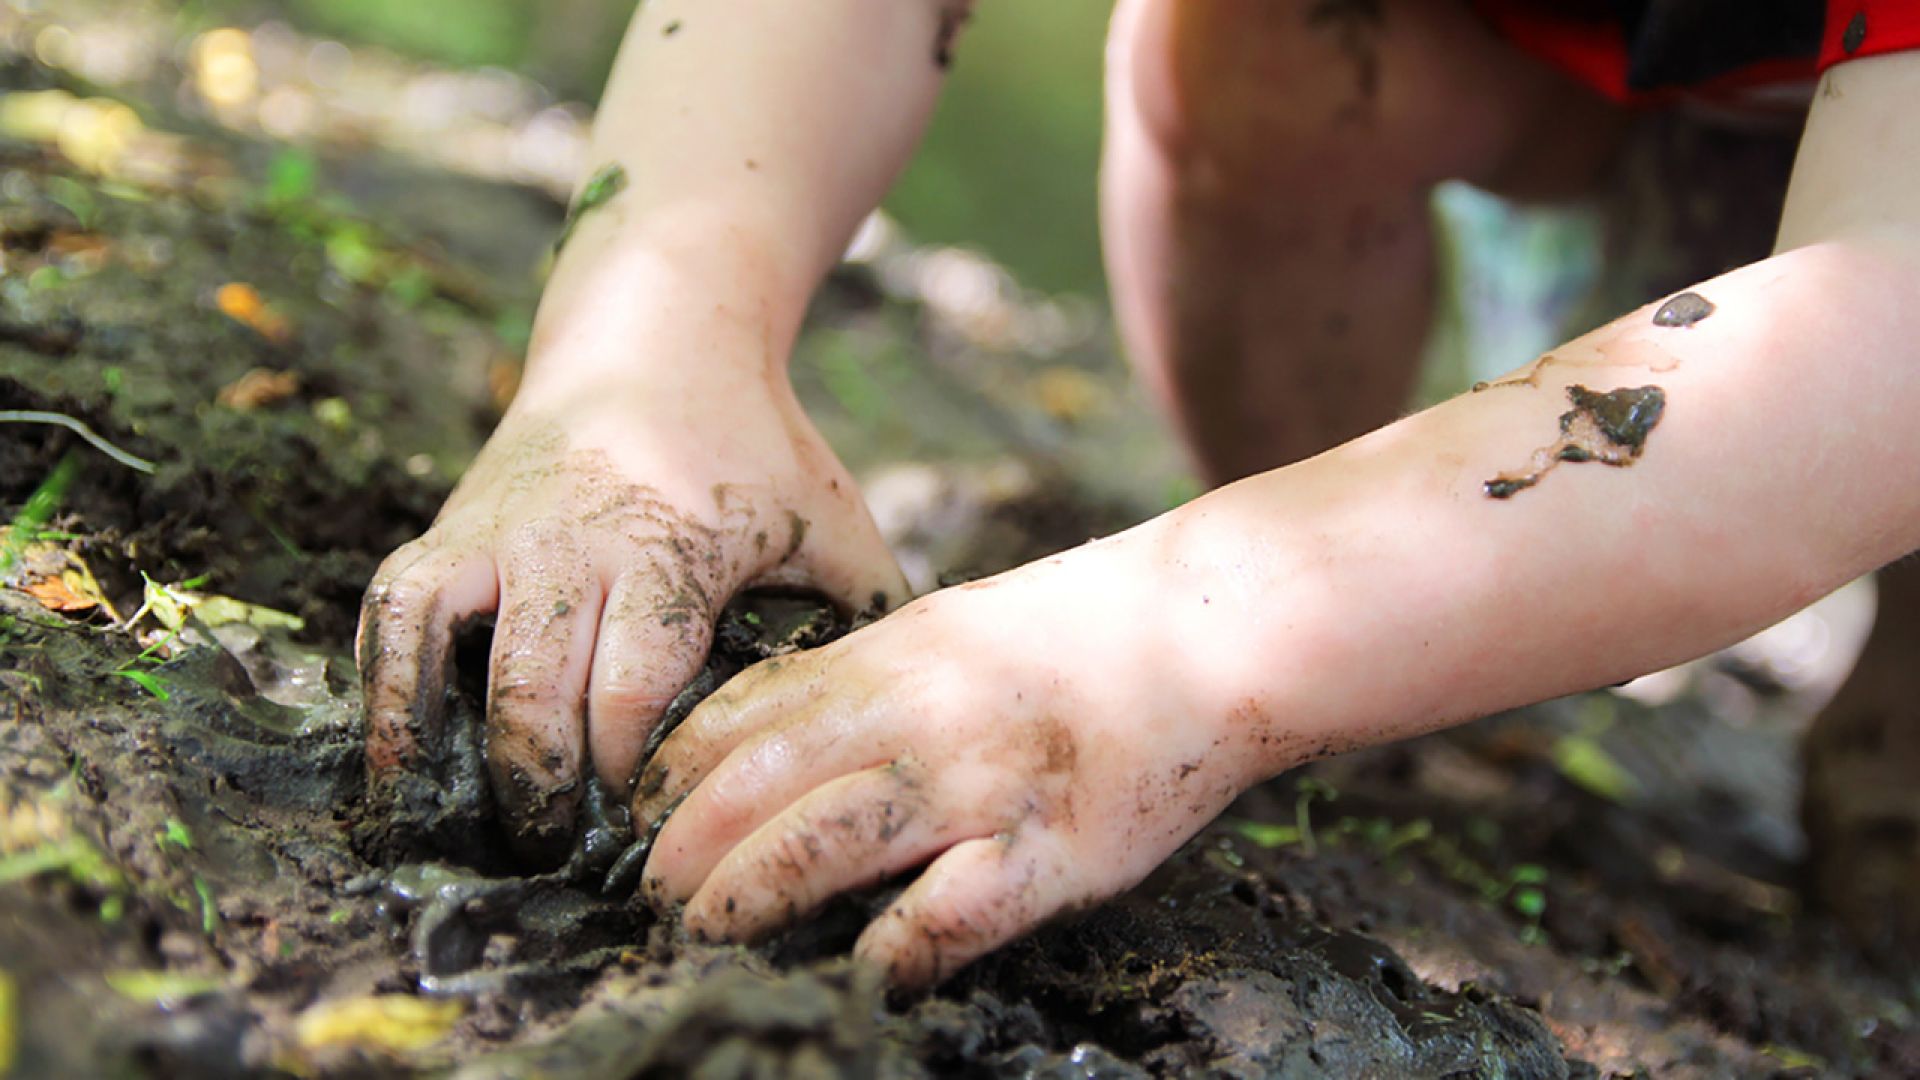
[552, 163, 628, 254]
[1483, 384, 1666, 498]
[934, 1, 976, 69]
[1474, 291, 1715, 391]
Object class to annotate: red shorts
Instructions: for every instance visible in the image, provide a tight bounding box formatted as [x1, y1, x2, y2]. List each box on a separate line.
[1472, 1, 1920, 106]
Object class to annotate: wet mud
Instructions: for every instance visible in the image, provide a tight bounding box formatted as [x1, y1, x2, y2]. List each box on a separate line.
[1484, 384, 1665, 499]
[1651, 291, 1715, 329]
[1, 113, 1914, 1079]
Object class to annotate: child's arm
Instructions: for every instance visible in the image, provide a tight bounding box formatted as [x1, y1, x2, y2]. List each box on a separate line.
[632, 51, 1920, 984]
[358, 1, 969, 858]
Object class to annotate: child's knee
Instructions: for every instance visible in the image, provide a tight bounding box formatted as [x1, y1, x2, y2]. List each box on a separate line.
[1108, 0, 1586, 205]
[1109, 0, 1366, 193]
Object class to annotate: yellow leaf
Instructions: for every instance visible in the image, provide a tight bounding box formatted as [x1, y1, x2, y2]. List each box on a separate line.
[105, 970, 227, 1007]
[13, 547, 114, 619]
[193, 595, 305, 632]
[214, 283, 291, 343]
[294, 995, 464, 1055]
[142, 576, 188, 633]
[0, 969, 16, 1076]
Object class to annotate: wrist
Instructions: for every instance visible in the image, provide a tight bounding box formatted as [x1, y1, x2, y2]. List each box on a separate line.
[517, 203, 816, 405]
[1141, 465, 1443, 785]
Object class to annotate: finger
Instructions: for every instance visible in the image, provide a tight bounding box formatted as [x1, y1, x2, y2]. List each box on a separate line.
[753, 493, 912, 618]
[628, 647, 840, 823]
[585, 570, 719, 796]
[637, 671, 903, 897]
[853, 830, 1080, 988]
[680, 760, 960, 941]
[485, 527, 606, 861]
[359, 541, 498, 780]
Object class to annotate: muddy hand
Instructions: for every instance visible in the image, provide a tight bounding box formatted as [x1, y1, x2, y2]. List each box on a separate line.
[632, 529, 1259, 987]
[358, 378, 906, 863]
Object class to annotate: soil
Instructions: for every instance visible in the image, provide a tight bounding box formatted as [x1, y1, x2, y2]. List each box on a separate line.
[1, 61, 1917, 1080]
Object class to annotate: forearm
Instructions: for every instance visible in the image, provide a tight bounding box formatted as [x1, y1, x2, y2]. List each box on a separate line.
[1159, 238, 1920, 779]
[519, 0, 959, 405]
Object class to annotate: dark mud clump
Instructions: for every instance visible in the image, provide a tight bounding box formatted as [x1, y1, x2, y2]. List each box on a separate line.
[1485, 383, 1665, 499]
[1652, 291, 1715, 329]
[933, 1, 974, 69]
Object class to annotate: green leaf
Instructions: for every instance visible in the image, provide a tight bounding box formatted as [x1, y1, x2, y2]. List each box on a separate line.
[194, 876, 219, 934]
[1512, 885, 1546, 919]
[159, 818, 193, 851]
[1551, 733, 1638, 801]
[1296, 777, 1339, 803]
[115, 669, 171, 701]
[263, 148, 319, 206]
[1233, 821, 1301, 849]
[105, 970, 226, 1007]
[0, 836, 121, 889]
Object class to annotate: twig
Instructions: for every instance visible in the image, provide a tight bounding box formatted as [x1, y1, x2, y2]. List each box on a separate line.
[0, 410, 156, 473]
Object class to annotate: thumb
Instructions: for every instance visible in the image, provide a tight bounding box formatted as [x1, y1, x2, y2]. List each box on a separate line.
[751, 490, 912, 620]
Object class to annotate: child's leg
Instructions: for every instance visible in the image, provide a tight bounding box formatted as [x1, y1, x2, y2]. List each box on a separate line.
[1101, 0, 1624, 485]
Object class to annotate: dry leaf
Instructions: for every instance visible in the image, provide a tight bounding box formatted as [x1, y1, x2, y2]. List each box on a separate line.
[22, 572, 97, 613]
[216, 367, 301, 410]
[214, 282, 292, 343]
[294, 994, 464, 1055]
[1031, 366, 1103, 423]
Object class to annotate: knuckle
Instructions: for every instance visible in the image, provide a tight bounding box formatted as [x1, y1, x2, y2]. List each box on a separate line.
[761, 823, 829, 884]
[922, 890, 999, 952]
[591, 675, 672, 721]
[487, 660, 564, 714]
[361, 566, 442, 623]
[690, 764, 755, 831]
[502, 517, 582, 561]
[925, 857, 1024, 949]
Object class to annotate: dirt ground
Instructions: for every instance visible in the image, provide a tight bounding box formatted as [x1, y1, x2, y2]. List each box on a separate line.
[1, 21, 1918, 1080]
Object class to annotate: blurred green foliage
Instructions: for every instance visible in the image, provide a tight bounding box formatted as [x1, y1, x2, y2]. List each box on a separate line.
[275, 0, 536, 71]
[890, 1, 1113, 296]
[245, 0, 1115, 296]
[233, 0, 1591, 344]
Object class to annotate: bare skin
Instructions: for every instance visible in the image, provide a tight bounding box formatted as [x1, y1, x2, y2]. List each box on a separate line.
[358, 0, 951, 856]
[366, 0, 1920, 983]
[1101, 0, 1626, 484]
[635, 47, 1920, 984]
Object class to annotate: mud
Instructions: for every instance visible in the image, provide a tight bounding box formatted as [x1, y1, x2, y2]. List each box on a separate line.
[1651, 291, 1715, 329]
[1844, 10, 1868, 55]
[1, 77, 1914, 1080]
[1484, 384, 1665, 499]
[933, 1, 975, 70]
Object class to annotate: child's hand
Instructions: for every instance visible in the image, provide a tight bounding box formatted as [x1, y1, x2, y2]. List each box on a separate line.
[357, 368, 906, 860]
[633, 528, 1265, 986]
